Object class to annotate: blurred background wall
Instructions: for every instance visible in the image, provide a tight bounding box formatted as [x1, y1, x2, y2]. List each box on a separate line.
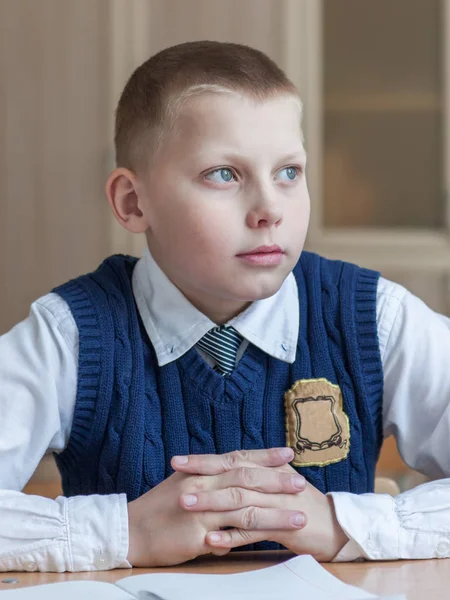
[2, 0, 447, 495]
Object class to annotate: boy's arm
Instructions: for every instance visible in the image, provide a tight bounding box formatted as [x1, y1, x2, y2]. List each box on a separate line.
[0, 296, 129, 571]
[330, 278, 450, 561]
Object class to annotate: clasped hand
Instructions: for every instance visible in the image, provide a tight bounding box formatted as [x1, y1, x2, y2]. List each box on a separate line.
[127, 448, 347, 567]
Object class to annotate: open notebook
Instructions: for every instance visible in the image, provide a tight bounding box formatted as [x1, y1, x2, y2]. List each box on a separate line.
[0, 556, 405, 600]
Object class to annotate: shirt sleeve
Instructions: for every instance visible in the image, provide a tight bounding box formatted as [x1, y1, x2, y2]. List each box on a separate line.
[0, 294, 130, 571]
[330, 480, 450, 561]
[330, 277, 450, 561]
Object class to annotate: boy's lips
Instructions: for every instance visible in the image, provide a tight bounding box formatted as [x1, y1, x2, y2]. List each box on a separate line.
[236, 245, 284, 266]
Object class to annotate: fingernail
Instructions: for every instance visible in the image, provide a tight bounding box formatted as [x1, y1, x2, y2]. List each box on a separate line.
[290, 513, 304, 527]
[183, 494, 198, 507]
[173, 456, 189, 465]
[209, 532, 222, 543]
[291, 475, 305, 490]
[280, 448, 293, 459]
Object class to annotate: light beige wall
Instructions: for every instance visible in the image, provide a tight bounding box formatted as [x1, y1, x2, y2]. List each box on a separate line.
[0, 0, 111, 334]
[146, 0, 284, 61]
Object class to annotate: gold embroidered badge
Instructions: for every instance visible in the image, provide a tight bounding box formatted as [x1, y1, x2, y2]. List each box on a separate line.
[284, 378, 350, 467]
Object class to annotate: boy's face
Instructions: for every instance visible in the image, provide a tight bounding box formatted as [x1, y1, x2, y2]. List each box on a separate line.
[138, 93, 310, 323]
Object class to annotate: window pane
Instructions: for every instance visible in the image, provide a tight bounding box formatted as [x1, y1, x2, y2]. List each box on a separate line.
[323, 0, 444, 228]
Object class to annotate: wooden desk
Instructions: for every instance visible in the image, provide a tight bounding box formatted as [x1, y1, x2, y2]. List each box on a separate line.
[0, 551, 448, 599]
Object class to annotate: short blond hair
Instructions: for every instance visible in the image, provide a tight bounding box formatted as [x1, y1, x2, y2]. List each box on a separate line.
[114, 41, 301, 171]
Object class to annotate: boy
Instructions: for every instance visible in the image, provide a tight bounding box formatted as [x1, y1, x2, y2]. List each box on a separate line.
[1, 41, 450, 572]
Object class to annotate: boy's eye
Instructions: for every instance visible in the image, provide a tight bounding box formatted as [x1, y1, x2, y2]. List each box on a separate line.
[205, 168, 236, 183]
[277, 166, 300, 181]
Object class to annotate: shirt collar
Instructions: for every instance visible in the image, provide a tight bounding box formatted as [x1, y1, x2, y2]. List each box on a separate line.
[132, 248, 299, 366]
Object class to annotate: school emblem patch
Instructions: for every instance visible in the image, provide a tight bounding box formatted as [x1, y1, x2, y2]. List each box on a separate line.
[284, 378, 350, 467]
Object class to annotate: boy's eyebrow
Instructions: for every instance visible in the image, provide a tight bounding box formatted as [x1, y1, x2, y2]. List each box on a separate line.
[208, 149, 307, 165]
[279, 151, 307, 164]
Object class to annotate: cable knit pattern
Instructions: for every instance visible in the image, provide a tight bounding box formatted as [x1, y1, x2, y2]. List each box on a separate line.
[53, 252, 383, 552]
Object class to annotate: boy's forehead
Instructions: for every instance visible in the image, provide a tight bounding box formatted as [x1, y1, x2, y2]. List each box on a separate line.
[169, 92, 304, 157]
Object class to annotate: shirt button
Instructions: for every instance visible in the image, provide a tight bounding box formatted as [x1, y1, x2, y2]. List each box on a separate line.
[437, 541, 450, 557]
[23, 561, 37, 572]
[94, 553, 109, 570]
[366, 540, 375, 551]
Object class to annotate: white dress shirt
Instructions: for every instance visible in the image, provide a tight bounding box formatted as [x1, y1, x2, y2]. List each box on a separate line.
[1, 248, 450, 571]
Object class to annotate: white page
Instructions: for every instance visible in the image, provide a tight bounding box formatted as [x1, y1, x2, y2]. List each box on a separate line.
[117, 555, 387, 600]
[0, 580, 135, 600]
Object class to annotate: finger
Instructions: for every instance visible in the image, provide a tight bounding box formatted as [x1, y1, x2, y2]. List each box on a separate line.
[171, 447, 294, 474]
[206, 528, 273, 549]
[216, 467, 305, 494]
[181, 488, 270, 511]
[181, 469, 305, 505]
[208, 547, 232, 557]
[216, 507, 306, 531]
[180, 477, 305, 511]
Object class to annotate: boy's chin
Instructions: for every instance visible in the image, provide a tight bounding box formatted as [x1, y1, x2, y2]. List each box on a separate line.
[237, 279, 285, 302]
[259, 269, 292, 294]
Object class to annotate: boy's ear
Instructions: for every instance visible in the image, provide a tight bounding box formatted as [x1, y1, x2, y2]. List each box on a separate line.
[105, 168, 149, 234]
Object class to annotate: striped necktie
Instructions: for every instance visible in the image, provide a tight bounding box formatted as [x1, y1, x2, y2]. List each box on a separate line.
[196, 325, 243, 375]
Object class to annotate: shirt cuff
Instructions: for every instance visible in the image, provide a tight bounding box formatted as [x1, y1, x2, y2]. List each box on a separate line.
[330, 482, 450, 561]
[0, 492, 130, 572]
[68, 493, 131, 571]
[329, 491, 399, 560]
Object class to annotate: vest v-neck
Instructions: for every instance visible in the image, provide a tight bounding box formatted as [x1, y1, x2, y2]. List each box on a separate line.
[177, 341, 267, 398]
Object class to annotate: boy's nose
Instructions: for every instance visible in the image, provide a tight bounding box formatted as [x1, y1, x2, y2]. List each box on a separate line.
[246, 203, 283, 229]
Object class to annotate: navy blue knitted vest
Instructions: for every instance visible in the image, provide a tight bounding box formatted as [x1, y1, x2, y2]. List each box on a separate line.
[53, 253, 383, 549]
